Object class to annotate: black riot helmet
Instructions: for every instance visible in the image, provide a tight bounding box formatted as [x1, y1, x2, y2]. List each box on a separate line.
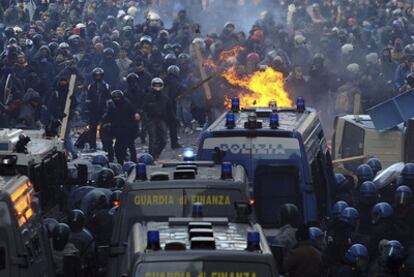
[52, 223, 71, 251]
[178, 53, 190, 65]
[167, 65, 180, 77]
[67, 209, 86, 233]
[151, 77, 164, 92]
[164, 53, 177, 65]
[96, 168, 115, 188]
[163, 43, 173, 53]
[401, 163, 414, 187]
[126, 73, 139, 86]
[103, 47, 115, 59]
[92, 67, 104, 80]
[279, 203, 300, 228]
[111, 176, 126, 189]
[111, 90, 124, 100]
[4, 27, 15, 39]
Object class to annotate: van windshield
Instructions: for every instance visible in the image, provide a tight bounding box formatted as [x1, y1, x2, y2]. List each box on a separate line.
[134, 261, 273, 276]
[124, 188, 244, 225]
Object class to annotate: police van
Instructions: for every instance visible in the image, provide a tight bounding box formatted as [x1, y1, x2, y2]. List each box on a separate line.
[0, 167, 55, 277]
[108, 217, 278, 277]
[197, 98, 336, 227]
[108, 161, 253, 275]
[0, 129, 67, 209]
[332, 115, 414, 171]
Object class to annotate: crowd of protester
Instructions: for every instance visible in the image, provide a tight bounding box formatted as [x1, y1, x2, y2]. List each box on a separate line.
[2, 0, 414, 161]
[2, 0, 414, 276]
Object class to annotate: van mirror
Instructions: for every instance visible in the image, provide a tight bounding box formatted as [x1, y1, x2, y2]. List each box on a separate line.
[97, 245, 110, 263]
[0, 247, 5, 270]
[212, 147, 226, 164]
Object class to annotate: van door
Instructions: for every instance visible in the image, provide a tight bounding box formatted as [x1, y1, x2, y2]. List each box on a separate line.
[254, 164, 302, 228]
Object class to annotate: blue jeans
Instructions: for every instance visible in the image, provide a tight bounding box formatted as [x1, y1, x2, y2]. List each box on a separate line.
[177, 98, 192, 128]
[65, 120, 78, 158]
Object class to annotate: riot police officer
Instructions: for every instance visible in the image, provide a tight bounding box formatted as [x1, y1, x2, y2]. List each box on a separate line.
[357, 181, 379, 235]
[122, 161, 136, 176]
[333, 244, 369, 276]
[96, 168, 115, 189]
[401, 163, 414, 189]
[356, 164, 374, 188]
[67, 209, 95, 272]
[367, 158, 382, 177]
[325, 207, 361, 272]
[138, 153, 154, 165]
[369, 202, 395, 258]
[272, 203, 300, 252]
[393, 186, 414, 246]
[111, 176, 126, 190]
[52, 223, 79, 276]
[85, 68, 111, 150]
[336, 173, 356, 206]
[92, 155, 109, 168]
[309, 227, 326, 251]
[143, 78, 175, 159]
[371, 240, 407, 276]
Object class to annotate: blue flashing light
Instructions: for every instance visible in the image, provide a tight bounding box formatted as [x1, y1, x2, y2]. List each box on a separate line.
[296, 97, 305, 113]
[147, 230, 160, 250]
[269, 112, 279, 129]
[192, 202, 203, 217]
[135, 163, 147, 181]
[226, 112, 236, 129]
[221, 162, 233, 179]
[246, 231, 260, 251]
[183, 147, 196, 161]
[231, 97, 240, 112]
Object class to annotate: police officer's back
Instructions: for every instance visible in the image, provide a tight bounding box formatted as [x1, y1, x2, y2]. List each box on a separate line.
[283, 224, 323, 277]
[272, 203, 300, 252]
[369, 202, 395, 259]
[51, 223, 79, 277]
[356, 181, 379, 236]
[67, 209, 95, 270]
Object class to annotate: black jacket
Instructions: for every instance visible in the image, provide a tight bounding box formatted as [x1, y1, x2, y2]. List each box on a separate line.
[143, 90, 175, 123]
[85, 80, 111, 122]
[103, 98, 137, 138]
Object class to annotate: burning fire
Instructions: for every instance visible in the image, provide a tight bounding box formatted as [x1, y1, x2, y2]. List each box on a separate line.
[219, 46, 245, 63]
[200, 45, 293, 108]
[222, 65, 293, 108]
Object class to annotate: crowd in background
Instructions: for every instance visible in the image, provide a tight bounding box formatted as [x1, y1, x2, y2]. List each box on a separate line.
[2, 0, 414, 276]
[2, 0, 414, 160]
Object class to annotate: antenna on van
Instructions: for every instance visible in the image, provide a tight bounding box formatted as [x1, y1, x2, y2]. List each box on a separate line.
[212, 147, 225, 164]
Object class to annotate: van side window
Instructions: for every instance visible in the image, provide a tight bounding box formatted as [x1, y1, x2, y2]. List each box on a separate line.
[0, 246, 5, 270]
[341, 121, 365, 171]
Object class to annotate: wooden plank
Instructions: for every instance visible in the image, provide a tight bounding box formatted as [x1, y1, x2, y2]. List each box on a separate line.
[353, 93, 361, 116]
[193, 44, 212, 101]
[332, 155, 370, 165]
[59, 74, 76, 140]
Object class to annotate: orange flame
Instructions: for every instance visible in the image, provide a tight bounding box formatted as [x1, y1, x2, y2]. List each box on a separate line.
[203, 58, 217, 69]
[219, 46, 245, 63]
[222, 66, 293, 108]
